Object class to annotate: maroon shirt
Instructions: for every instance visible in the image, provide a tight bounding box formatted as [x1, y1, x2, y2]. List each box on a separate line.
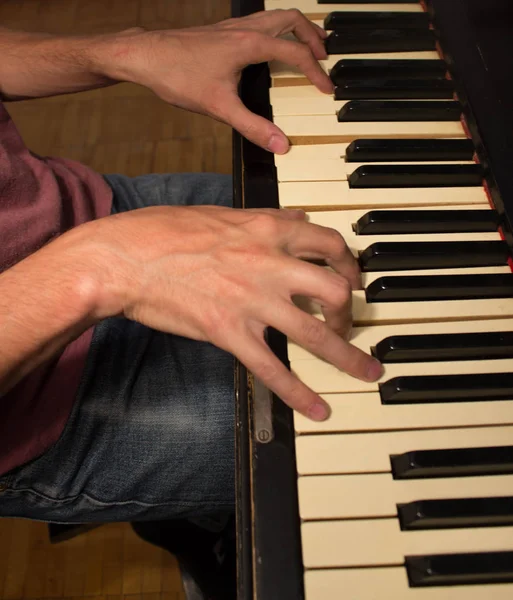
[0, 101, 113, 476]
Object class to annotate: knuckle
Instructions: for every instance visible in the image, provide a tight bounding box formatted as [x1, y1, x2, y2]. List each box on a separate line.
[256, 361, 280, 383]
[124, 26, 146, 34]
[241, 120, 260, 140]
[235, 29, 263, 48]
[325, 227, 348, 257]
[205, 85, 226, 115]
[251, 213, 281, 237]
[202, 305, 234, 340]
[331, 277, 352, 305]
[301, 319, 327, 348]
[296, 44, 311, 61]
[288, 8, 303, 20]
[286, 381, 309, 408]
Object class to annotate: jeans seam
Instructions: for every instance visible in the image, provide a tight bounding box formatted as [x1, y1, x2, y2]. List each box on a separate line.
[4, 485, 233, 510]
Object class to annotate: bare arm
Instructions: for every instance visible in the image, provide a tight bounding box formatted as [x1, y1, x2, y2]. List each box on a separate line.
[0, 226, 108, 395]
[0, 26, 129, 100]
[0, 12, 382, 418]
[0, 10, 332, 152]
[0, 206, 381, 419]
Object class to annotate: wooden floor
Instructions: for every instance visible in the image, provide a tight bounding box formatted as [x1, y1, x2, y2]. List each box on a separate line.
[0, 0, 233, 598]
[0, 521, 185, 600]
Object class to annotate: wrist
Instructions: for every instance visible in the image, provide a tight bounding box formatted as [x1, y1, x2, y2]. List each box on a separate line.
[86, 27, 150, 85]
[47, 221, 130, 323]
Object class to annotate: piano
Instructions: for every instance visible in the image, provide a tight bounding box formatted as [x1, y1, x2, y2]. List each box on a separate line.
[231, 0, 513, 598]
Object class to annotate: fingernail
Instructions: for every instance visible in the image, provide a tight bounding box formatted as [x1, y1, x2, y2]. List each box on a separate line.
[307, 402, 330, 422]
[366, 359, 384, 382]
[267, 134, 289, 154]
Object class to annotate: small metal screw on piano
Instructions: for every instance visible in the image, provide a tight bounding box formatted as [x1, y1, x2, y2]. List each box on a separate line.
[251, 376, 274, 444]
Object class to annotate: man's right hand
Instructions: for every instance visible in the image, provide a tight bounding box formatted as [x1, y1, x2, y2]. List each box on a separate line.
[73, 206, 383, 421]
[98, 9, 333, 155]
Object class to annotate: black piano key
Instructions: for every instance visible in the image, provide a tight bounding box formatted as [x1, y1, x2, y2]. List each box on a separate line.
[354, 209, 498, 235]
[398, 497, 513, 531]
[373, 331, 513, 363]
[324, 11, 430, 30]
[379, 372, 513, 405]
[348, 164, 482, 188]
[406, 552, 513, 587]
[330, 59, 447, 85]
[365, 273, 513, 303]
[335, 79, 454, 100]
[391, 446, 513, 480]
[338, 100, 461, 122]
[359, 241, 509, 272]
[346, 138, 474, 162]
[325, 29, 435, 55]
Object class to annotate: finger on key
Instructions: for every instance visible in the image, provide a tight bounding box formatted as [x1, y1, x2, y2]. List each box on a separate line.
[261, 37, 333, 94]
[277, 257, 353, 337]
[283, 222, 362, 290]
[283, 8, 328, 60]
[311, 19, 329, 39]
[321, 280, 353, 341]
[265, 300, 383, 383]
[230, 329, 332, 421]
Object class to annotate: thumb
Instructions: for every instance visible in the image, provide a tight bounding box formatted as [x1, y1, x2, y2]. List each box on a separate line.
[221, 92, 290, 154]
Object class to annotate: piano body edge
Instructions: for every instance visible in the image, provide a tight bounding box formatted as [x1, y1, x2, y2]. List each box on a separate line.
[233, 0, 513, 599]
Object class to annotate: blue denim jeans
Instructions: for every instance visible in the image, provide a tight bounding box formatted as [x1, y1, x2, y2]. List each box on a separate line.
[0, 173, 235, 523]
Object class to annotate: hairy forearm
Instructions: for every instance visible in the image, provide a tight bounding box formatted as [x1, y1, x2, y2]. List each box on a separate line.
[0, 26, 139, 100]
[0, 230, 107, 396]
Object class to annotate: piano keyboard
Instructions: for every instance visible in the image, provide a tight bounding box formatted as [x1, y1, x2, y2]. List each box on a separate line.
[261, 0, 513, 597]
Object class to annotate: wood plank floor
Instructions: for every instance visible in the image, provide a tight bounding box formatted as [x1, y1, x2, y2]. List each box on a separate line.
[0, 0, 232, 597]
[0, 520, 185, 600]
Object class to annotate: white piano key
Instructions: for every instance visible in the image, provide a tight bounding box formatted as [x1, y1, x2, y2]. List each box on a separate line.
[351, 291, 513, 325]
[294, 392, 513, 433]
[271, 51, 440, 82]
[304, 207, 498, 248]
[351, 232, 503, 251]
[271, 85, 329, 101]
[298, 472, 513, 520]
[274, 142, 350, 161]
[291, 265, 513, 335]
[289, 317, 513, 362]
[278, 181, 487, 209]
[274, 115, 465, 144]
[293, 287, 513, 326]
[305, 567, 513, 600]
[264, 0, 423, 20]
[271, 88, 455, 117]
[291, 357, 513, 394]
[276, 158, 475, 181]
[272, 95, 345, 116]
[301, 519, 513, 568]
[295, 425, 513, 475]
[271, 85, 345, 116]
[270, 85, 457, 115]
[362, 266, 511, 285]
[274, 140, 469, 163]
[306, 205, 491, 235]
